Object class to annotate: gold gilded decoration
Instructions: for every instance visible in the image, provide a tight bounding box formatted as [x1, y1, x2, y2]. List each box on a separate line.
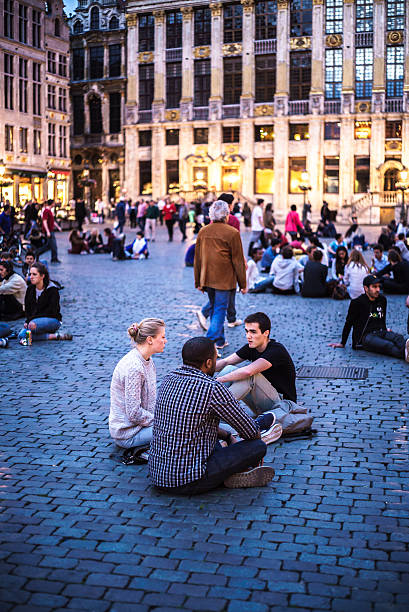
[254, 104, 274, 116]
[387, 31, 403, 45]
[165, 110, 180, 121]
[343, 0, 354, 4]
[210, 2, 222, 17]
[241, 0, 254, 13]
[290, 37, 311, 50]
[139, 51, 154, 63]
[326, 34, 343, 47]
[277, 0, 289, 8]
[224, 144, 239, 155]
[194, 46, 211, 59]
[222, 43, 243, 56]
[313, 0, 324, 4]
[6, 155, 13, 162]
[153, 10, 165, 24]
[355, 101, 371, 113]
[181, 6, 193, 19]
[385, 140, 402, 151]
[126, 13, 137, 28]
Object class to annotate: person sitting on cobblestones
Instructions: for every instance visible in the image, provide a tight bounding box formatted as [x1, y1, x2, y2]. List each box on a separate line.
[17, 262, 72, 343]
[68, 229, 90, 255]
[110, 318, 166, 450]
[0, 260, 26, 321]
[215, 312, 297, 414]
[149, 337, 276, 493]
[329, 275, 409, 362]
[125, 231, 149, 260]
[376, 249, 409, 294]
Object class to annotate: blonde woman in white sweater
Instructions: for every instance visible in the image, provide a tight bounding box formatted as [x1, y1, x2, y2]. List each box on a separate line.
[109, 318, 166, 448]
[344, 249, 369, 299]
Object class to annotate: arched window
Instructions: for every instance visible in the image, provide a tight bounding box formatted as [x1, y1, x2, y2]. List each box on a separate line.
[89, 95, 102, 134]
[73, 20, 83, 34]
[90, 6, 99, 30]
[109, 15, 119, 30]
[55, 18, 60, 36]
[384, 168, 399, 192]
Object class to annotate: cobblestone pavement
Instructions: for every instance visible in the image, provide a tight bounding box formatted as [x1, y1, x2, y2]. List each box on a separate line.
[1, 225, 409, 612]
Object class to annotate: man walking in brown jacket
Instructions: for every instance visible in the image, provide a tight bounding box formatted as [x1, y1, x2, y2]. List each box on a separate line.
[194, 200, 247, 349]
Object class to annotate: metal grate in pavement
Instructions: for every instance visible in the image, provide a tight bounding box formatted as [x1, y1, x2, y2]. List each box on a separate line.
[297, 366, 368, 379]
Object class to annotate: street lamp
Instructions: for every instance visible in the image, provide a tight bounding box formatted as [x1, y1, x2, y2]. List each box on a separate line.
[395, 169, 409, 223]
[0, 159, 11, 204]
[299, 170, 311, 208]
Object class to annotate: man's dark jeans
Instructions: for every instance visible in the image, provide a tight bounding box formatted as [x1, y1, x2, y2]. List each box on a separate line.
[202, 289, 237, 324]
[362, 330, 406, 360]
[37, 231, 58, 261]
[0, 295, 24, 320]
[382, 278, 408, 294]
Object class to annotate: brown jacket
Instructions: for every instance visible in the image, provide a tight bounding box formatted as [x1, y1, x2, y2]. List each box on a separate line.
[194, 221, 247, 291]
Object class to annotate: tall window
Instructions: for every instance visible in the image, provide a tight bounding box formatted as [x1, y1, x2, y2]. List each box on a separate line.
[59, 125, 67, 157]
[289, 157, 307, 194]
[194, 128, 208, 144]
[166, 11, 182, 48]
[139, 14, 154, 52]
[19, 127, 28, 153]
[140, 161, 152, 194]
[194, 60, 211, 107]
[194, 7, 211, 46]
[109, 92, 121, 133]
[5, 125, 14, 151]
[255, 1, 277, 40]
[73, 95, 84, 135]
[90, 6, 99, 30]
[47, 84, 56, 109]
[18, 4, 28, 43]
[48, 123, 56, 156]
[290, 123, 309, 140]
[55, 18, 60, 36]
[72, 48, 84, 81]
[355, 47, 373, 99]
[89, 47, 104, 79]
[33, 63, 41, 115]
[19, 58, 28, 112]
[354, 156, 370, 193]
[224, 4, 243, 43]
[139, 64, 154, 110]
[166, 62, 182, 108]
[47, 51, 56, 74]
[139, 131, 152, 147]
[289, 51, 311, 100]
[290, 0, 312, 37]
[255, 126, 274, 141]
[58, 87, 67, 112]
[166, 160, 179, 192]
[109, 44, 121, 78]
[73, 20, 82, 34]
[255, 159, 274, 194]
[386, 0, 405, 30]
[325, 49, 342, 99]
[223, 57, 242, 105]
[33, 129, 41, 155]
[324, 122, 341, 139]
[4, 54, 14, 110]
[356, 0, 373, 32]
[324, 157, 339, 193]
[255, 54, 276, 103]
[325, 0, 343, 34]
[223, 126, 240, 142]
[386, 47, 404, 98]
[109, 16, 119, 30]
[32, 9, 41, 47]
[385, 120, 402, 139]
[89, 96, 102, 133]
[58, 55, 67, 77]
[166, 129, 179, 146]
[4, 0, 14, 39]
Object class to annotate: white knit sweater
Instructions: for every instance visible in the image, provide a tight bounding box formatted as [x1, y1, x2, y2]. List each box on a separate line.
[109, 347, 156, 442]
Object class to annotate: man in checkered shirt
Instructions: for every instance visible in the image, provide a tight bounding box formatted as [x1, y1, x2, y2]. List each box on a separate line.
[148, 337, 276, 494]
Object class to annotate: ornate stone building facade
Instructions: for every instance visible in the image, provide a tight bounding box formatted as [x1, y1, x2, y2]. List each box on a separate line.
[0, 0, 70, 216]
[68, 0, 126, 204]
[124, 0, 409, 222]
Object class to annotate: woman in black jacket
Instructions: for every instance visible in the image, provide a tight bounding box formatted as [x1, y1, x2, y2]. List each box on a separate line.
[18, 262, 72, 343]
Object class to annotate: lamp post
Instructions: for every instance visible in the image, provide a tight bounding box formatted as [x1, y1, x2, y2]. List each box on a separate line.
[0, 159, 12, 204]
[299, 170, 311, 208]
[395, 169, 409, 224]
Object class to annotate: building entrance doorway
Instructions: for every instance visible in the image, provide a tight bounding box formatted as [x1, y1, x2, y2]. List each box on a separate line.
[383, 168, 399, 192]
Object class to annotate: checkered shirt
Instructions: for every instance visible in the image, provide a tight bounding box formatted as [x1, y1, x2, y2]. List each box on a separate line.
[148, 365, 260, 488]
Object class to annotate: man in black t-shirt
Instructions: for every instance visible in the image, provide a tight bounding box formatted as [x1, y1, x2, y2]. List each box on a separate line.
[215, 312, 297, 415]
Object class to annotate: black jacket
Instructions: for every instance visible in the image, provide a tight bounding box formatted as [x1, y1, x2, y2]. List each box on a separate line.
[376, 261, 409, 290]
[341, 294, 387, 348]
[24, 284, 62, 323]
[301, 261, 328, 297]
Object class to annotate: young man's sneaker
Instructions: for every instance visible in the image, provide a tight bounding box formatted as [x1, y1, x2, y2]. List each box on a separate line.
[196, 311, 208, 331]
[227, 319, 243, 328]
[215, 341, 229, 350]
[0, 338, 8, 348]
[261, 423, 283, 445]
[405, 338, 409, 363]
[224, 466, 275, 489]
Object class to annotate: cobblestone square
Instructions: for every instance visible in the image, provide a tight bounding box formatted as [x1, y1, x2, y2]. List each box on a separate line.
[1, 228, 408, 611]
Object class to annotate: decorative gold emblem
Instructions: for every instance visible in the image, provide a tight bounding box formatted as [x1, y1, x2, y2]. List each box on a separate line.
[222, 43, 243, 56]
[385, 140, 402, 151]
[181, 6, 193, 19]
[326, 34, 343, 47]
[126, 13, 137, 28]
[210, 2, 222, 17]
[138, 52, 154, 63]
[290, 37, 311, 50]
[343, 0, 354, 4]
[153, 10, 165, 24]
[313, 0, 324, 4]
[165, 110, 180, 121]
[194, 46, 211, 59]
[355, 101, 371, 113]
[387, 31, 403, 45]
[241, 0, 254, 13]
[277, 0, 289, 7]
[254, 104, 274, 116]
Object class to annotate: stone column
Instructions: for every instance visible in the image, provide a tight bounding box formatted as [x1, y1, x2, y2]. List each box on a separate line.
[84, 45, 89, 81]
[179, 124, 193, 191]
[339, 117, 354, 207]
[152, 10, 166, 123]
[208, 124, 222, 191]
[102, 93, 109, 135]
[403, 0, 409, 113]
[370, 118, 385, 193]
[125, 13, 139, 125]
[275, 0, 290, 116]
[102, 156, 109, 202]
[124, 127, 138, 198]
[180, 6, 194, 121]
[84, 91, 90, 134]
[310, 0, 324, 115]
[240, 0, 255, 118]
[240, 120, 254, 194]
[152, 126, 166, 197]
[209, 2, 223, 120]
[341, 0, 355, 114]
[372, 0, 385, 112]
[103, 45, 109, 78]
[273, 118, 289, 213]
[307, 117, 323, 211]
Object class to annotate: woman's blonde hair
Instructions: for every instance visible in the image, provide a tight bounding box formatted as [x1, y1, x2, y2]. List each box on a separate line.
[346, 249, 369, 270]
[128, 318, 165, 344]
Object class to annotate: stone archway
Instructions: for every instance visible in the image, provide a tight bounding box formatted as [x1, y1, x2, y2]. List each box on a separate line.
[377, 159, 405, 192]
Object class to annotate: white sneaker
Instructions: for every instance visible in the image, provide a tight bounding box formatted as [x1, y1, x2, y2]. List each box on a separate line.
[261, 423, 283, 445]
[196, 311, 208, 331]
[227, 319, 243, 328]
[405, 338, 409, 363]
[224, 466, 275, 489]
[215, 341, 229, 350]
